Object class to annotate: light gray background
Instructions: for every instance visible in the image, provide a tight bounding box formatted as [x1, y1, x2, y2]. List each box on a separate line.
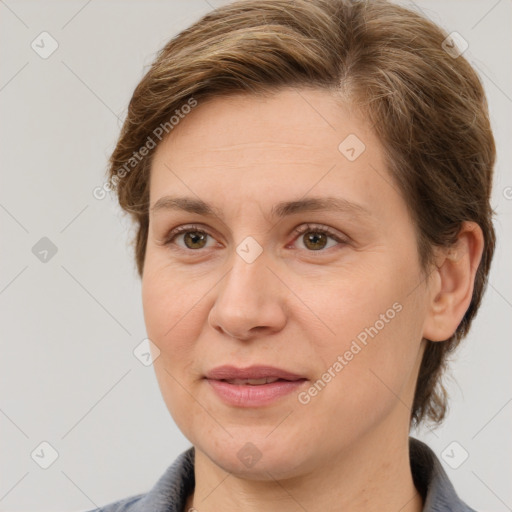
[1, 1, 511, 511]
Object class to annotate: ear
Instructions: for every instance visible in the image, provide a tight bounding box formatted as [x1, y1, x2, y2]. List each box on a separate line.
[422, 221, 485, 342]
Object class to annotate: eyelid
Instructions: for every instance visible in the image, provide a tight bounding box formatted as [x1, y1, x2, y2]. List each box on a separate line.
[290, 223, 349, 245]
[161, 223, 216, 247]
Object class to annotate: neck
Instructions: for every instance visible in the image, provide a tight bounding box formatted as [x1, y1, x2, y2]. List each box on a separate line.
[186, 429, 423, 512]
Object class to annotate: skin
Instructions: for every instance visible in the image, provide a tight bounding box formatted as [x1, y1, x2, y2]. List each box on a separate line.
[142, 87, 484, 512]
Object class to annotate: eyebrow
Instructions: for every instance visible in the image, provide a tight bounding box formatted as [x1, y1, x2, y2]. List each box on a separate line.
[150, 195, 372, 220]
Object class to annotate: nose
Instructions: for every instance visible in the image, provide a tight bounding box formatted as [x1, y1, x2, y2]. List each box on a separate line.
[208, 248, 287, 341]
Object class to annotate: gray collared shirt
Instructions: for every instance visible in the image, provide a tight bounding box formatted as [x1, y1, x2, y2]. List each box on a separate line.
[88, 437, 477, 511]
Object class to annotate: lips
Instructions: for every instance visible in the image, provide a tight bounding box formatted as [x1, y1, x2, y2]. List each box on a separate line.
[204, 365, 308, 407]
[223, 377, 281, 385]
[205, 365, 306, 382]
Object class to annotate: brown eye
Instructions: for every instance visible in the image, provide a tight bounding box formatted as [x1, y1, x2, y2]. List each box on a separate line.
[164, 225, 215, 251]
[291, 224, 347, 252]
[302, 231, 329, 251]
[182, 231, 208, 249]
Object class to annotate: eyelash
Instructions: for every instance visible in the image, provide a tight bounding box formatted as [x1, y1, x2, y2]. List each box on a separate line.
[162, 223, 348, 253]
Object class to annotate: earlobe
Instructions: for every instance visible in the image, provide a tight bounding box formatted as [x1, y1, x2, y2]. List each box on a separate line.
[422, 222, 484, 342]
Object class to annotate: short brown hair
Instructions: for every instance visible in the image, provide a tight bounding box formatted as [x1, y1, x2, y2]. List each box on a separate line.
[107, 0, 496, 427]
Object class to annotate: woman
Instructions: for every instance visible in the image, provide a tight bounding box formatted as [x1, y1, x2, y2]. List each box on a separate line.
[90, 0, 495, 510]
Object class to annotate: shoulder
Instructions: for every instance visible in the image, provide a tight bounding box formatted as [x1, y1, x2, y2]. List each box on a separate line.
[83, 446, 195, 512]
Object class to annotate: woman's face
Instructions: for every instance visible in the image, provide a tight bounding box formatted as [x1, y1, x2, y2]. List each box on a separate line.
[142, 88, 430, 478]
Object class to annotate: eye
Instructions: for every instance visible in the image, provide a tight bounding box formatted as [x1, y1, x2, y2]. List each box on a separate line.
[290, 223, 347, 252]
[163, 224, 217, 251]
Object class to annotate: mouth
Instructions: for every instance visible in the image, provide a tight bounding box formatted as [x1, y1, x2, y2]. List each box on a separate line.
[205, 365, 306, 381]
[221, 377, 287, 385]
[204, 365, 308, 407]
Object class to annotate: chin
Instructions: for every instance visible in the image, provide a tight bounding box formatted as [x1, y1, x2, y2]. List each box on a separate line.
[195, 434, 309, 481]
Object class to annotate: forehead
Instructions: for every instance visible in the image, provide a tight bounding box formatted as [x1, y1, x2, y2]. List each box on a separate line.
[149, 88, 405, 222]
[154, 88, 369, 162]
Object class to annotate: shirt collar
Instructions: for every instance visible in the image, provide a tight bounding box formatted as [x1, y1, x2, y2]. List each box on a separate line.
[409, 437, 476, 511]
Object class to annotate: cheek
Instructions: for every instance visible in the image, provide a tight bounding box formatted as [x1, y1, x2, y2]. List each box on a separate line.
[297, 260, 409, 353]
[297, 311, 422, 451]
[326, 299, 423, 420]
[141, 258, 208, 366]
[301, 257, 424, 412]
[141, 263, 209, 433]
